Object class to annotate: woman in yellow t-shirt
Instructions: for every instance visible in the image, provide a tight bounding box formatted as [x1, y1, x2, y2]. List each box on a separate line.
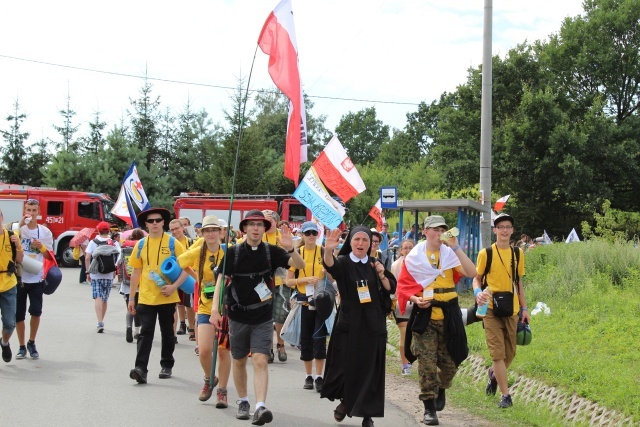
[285, 221, 328, 393]
[176, 215, 229, 408]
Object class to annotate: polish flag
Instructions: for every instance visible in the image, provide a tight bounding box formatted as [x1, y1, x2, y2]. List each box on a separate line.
[368, 198, 385, 230]
[493, 194, 510, 212]
[258, 0, 307, 185]
[110, 184, 133, 226]
[313, 136, 366, 202]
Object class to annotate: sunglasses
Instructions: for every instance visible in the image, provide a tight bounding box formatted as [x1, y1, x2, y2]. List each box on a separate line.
[146, 218, 164, 224]
[303, 230, 318, 236]
[25, 199, 39, 205]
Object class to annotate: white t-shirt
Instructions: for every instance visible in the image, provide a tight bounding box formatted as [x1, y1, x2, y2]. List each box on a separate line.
[20, 224, 54, 283]
[86, 236, 121, 280]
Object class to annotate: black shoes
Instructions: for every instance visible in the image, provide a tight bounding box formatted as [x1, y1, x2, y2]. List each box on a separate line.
[423, 399, 439, 425]
[362, 417, 374, 427]
[251, 406, 273, 425]
[1, 342, 11, 363]
[159, 366, 172, 379]
[126, 327, 133, 343]
[267, 348, 275, 364]
[177, 322, 186, 335]
[486, 367, 498, 396]
[129, 367, 147, 384]
[334, 401, 347, 422]
[303, 375, 313, 389]
[435, 387, 446, 411]
[276, 344, 287, 361]
[498, 394, 513, 408]
[314, 376, 323, 393]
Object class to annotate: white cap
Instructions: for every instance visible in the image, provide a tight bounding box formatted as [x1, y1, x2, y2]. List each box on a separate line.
[218, 218, 228, 228]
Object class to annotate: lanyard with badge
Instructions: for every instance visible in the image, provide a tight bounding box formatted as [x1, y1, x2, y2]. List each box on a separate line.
[352, 261, 372, 304]
[301, 246, 319, 298]
[147, 235, 167, 286]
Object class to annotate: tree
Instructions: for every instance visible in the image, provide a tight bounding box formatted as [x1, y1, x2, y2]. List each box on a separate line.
[25, 137, 49, 187]
[78, 111, 107, 155]
[335, 107, 389, 166]
[129, 77, 161, 170]
[51, 90, 80, 151]
[0, 100, 30, 184]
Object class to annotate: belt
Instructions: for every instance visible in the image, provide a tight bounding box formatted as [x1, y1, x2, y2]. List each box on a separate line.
[433, 287, 456, 294]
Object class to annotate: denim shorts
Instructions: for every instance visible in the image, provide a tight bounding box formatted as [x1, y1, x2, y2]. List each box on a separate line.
[0, 286, 17, 334]
[198, 313, 212, 326]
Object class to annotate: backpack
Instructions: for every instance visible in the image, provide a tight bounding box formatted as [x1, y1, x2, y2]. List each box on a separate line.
[92, 238, 118, 274]
[0, 230, 17, 276]
[72, 245, 82, 261]
[120, 246, 134, 286]
[136, 235, 176, 260]
[480, 244, 521, 294]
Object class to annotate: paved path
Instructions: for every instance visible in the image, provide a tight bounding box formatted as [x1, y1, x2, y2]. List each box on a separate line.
[0, 268, 418, 426]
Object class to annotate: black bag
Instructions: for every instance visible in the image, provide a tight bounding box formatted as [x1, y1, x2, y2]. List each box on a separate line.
[92, 238, 118, 274]
[492, 291, 514, 317]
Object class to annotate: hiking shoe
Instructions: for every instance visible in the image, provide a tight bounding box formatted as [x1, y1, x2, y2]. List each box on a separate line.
[423, 399, 439, 425]
[314, 376, 323, 393]
[16, 346, 27, 359]
[251, 406, 273, 425]
[159, 366, 172, 379]
[1, 342, 11, 363]
[267, 348, 274, 364]
[177, 322, 186, 335]
[485, 367, 498, 396]
[27, 341, 39, 359]
[303, 375, 314, 389]
[435, 388, 446, 411]
[236, 400, 251, 420]
[129, 366, 147, 384]
[188, 328, 196, 341]
[126, 327, 133, 343]
[215, 388, 228, 408]
[498, 394, 513, 408]
[276, 344, 287, 362]
[97, 322, 104, 333]
[401, 366, 411, 376]
[199, 381, 212, 402]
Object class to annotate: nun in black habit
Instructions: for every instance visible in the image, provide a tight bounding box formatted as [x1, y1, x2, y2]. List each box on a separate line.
[320, 226, 396, 427]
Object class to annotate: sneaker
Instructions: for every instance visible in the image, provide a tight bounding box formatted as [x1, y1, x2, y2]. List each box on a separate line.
[126, 327, 133, 343]
[97, 322, 104, 333]
[276, 344, 287, 362]
[133, 330, 140, 339]
[215, 388, 228, 409]
[194, 346, 199, 356]
[26, 341, 39, 359]
[177, 322, 186, 335]
[401, 366, 411, 376]
[130, 366, 147, 384]
[498, 394, 513, 408]
[485, 367, 497, 396]
[16, 346, 27, 359]
[199, 381, 212, 401]
[252, 406, 273, 425]
[159, 366, 172, 379]
[303, 375, 313, 390]
[267, 348, 274, 364]
[314, 376, 323, 393]
[1, 342, 11, 363]
[236, 400, 251, 420]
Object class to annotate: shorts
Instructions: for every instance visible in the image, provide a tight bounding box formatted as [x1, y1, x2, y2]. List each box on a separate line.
[178, 289, 192, 308]
[229, 319, 273, 360]
[198, 313, 212, 326]
[0, 286, 17, 334]
[484, 310, 518, 365]
[91, 279, 113, 301]
[16, 281, 45, 321]
[272, 285, 292, 324]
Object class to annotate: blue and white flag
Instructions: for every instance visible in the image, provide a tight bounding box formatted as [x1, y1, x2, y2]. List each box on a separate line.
[123, 162, 151, 212]
[293, 167, 345, 229]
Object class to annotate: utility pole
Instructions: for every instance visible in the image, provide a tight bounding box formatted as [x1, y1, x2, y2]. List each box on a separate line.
[479, 0, 493, 248]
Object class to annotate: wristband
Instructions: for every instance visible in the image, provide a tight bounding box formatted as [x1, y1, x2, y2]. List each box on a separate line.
[287, 248, 295, 254]
[474, 288, 481, 297]
[128, 298, 135, 301]
[451, 245, 461, 251]
[521, 307, 528, 311]
[40, 245, 48, 254]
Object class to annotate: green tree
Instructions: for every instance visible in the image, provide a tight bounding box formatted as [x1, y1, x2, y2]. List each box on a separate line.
[335, 107, 389, 165]
[25, 137, 49, 187]
[0, 100, 30, 184]
[79, 111, 107, 155]
[51, 91, 80, 151]
[129, 78, 161, 170]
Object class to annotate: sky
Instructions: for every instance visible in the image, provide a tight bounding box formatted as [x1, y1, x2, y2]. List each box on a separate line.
[0, 0, 586, 147]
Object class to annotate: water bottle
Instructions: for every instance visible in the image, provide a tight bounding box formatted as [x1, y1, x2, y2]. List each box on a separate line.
[476, 288, 492, 318]
[150, 270, 167, 287]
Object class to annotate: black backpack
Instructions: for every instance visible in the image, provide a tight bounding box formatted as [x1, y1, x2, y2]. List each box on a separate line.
[92, 238, 118, 274]
[0, 230, 17, 277]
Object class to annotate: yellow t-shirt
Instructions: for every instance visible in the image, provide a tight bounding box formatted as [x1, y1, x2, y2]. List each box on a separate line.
[176, 235, 192, 250]
[476, 245, 524, 313]
[177, 244, 224, 315]
[263, 230, 284, 286]
[422, 250, 463, 321]
[128, 234, 185, 305]
[289, 245, 325, 295]
[0, 229, 18, 292]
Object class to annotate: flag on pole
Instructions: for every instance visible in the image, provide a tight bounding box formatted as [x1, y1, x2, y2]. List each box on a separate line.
[293, 167, 345, 229]
[110, 184, 138, 227]
[565, 228, 580, 243]
[312, 136, 366, 202]
[258, 0, 307, 185]
[368, 198, 385, 230]
[494, 195, 510, 212]
[543, 230, 552, 244]
[123, 161, 151, 212]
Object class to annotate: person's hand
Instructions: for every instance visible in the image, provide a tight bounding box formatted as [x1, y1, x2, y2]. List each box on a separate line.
[127, 300, 136, 315]
[307, 276, 320, 285]
[413, 296, 431, 309]
[278, 225, 293, 250]
[10, 234, 19, 244]
[374, 260, 385, 278]
[324, 229, 342, 251]
[32, 239, 43, 249]
[476, 291, 489, 305]
[442, 235, 459, 248]
[210, 310, 222, 329]
[520, 310, 531, 324]
[160, 283, 177, 297]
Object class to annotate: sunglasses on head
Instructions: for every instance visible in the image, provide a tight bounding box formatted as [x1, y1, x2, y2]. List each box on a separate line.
[146, 218, 164, 224]
[25, 199, 39, 205]
[303, 230, 318, 236]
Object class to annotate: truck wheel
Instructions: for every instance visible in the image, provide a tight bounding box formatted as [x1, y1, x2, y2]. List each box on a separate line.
[58, 241, 77, 268]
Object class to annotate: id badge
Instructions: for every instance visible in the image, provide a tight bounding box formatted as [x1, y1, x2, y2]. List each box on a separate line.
[423, 288, 434, 300]
[254, 280, 272, 302]
[357, 284, 372, 304]
[305, 283, 315, 298]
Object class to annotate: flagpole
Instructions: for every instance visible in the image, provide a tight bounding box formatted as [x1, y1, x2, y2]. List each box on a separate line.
[209, 44, 260, 393]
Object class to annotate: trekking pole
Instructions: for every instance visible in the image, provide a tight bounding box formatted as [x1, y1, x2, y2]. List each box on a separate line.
[209, 44, 259, 392]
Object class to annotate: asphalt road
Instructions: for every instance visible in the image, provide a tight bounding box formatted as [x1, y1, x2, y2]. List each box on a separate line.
[0, 267, 418, 427]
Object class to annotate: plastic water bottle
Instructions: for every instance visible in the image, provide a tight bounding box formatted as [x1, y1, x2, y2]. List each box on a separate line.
[150, 270, 167, 287]
[476, 288, 492, 318]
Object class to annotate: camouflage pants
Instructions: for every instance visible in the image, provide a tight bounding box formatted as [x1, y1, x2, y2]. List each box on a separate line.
[411, 320, 458, 401]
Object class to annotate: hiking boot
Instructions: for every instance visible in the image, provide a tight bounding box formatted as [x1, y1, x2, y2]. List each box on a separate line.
[276, 344, 287, 362]
[26, 341, 39, 359]
[251, 406, 273, 425]
[1, 342, 11, 363]
[268, 348, 274, 364]
[485, 367, 498, 396]
[423, 399, 439, 425]
[314, 376, 323, 393]
[126, 327, 133, 343]
[362, 417, 374, 427]
[303, 375, 314, 389]
[177, 322, 186, 335]
[129, 366, 147, 384]
[159, 366, 172, 379]
[401, 366, 411, 376]
[434, 387, 446, 411]
[498, 394, 513, 408]
[199, 381, 212, 401]
[236, 400, 251, 420]
[16, 346, 27, 360]
[97, 322, 104, 333]
[188, 328, 196, 341]
[215, 388, 228, 408]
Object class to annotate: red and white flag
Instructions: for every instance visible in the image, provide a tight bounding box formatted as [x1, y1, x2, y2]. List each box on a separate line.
[312, 136, 366, 202]
[493, 194, 510, 212]
[258, 0, 307, 185]
[110, 184, 133, 226]
[368, 198, 385, 230]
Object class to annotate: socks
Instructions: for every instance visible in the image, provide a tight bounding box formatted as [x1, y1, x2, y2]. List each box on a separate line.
[238, 396, 249, 402]
[1, 340, 7, 347]
[256, 401, 265, 410]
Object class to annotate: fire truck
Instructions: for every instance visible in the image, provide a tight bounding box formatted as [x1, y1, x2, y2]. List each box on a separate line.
[173, 193, 312, 231]
[0, 184, 121, 267]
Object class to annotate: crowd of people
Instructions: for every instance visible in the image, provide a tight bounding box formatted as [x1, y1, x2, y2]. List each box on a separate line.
[0, 200, 530, 427]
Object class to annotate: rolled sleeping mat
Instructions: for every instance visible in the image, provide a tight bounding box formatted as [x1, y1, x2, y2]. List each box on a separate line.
[22, 255, 43, 275]
[160, 256, 195, 294]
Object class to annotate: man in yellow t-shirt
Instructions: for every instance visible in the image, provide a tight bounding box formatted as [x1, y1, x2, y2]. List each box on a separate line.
[127, 208, 186, 384]
[0, 209, 24, 363]
[473, 213, 529, 409]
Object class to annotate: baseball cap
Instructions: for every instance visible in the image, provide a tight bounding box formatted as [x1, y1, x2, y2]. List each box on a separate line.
[96, 221, 110, 232]
[423, 215, 448, 230]
[494, 213, 514, 227]
[301, 221, 318, 233]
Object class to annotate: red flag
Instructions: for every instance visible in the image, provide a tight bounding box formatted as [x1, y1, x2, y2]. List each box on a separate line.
[258, 0, 307, 185]
[368, 198, 385, 230]
[312, 136, 366, 202]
